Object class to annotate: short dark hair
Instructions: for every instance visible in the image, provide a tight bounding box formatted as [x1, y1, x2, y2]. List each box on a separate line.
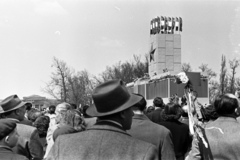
[82, 105, 91, 118]
[162, 103, 182, 120]
[131, 94, 146, 112]
[25, 103, 32, 111]
[153, 97, 164, 108]
[214, 94, 239, 115]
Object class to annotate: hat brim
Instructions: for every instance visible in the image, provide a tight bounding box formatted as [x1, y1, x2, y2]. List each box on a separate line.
[86, 94, 142, 117]
[0, 101, 27, 114]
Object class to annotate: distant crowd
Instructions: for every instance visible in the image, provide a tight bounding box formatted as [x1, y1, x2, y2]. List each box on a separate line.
[1, 79, 240, 160]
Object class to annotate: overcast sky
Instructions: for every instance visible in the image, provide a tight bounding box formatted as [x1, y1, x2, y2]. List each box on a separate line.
[0, 0, 240, 99]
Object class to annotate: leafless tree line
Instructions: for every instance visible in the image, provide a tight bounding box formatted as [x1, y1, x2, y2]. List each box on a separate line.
[43, 54, 240, 106]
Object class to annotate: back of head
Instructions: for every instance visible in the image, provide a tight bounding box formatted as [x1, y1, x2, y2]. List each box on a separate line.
[49, 105, 56, 114]
[55, 102, 72, 124]
[214, 94, 239, 115]
[27, 108, 42, 122]
[60, 109, 86, 131]
[153, 97, 164, 108]
[55, 102, 72, 114]
[162, 102, 182, 120]
[202, 104, 218, 121]
[34, 116, 50, 138]
[131, 94, 146, 112]
[146, 106, 155, 114]
[25, 103, 32, 112]
[82, 105, 90, 117]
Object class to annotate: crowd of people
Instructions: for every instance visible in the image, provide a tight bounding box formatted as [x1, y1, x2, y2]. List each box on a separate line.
[0, 79, 240, 160]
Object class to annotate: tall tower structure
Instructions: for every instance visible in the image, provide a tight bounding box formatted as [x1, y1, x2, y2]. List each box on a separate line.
[148, 16, 182, 77]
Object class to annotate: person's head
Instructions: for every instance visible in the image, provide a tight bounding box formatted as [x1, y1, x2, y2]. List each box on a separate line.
[146, 106, 155, 114]
[60, 109, 86, 131]
[201, 104, 218, 121]
[153, 97, 164, 109]
[82, 105, 91, 118]
[0, 95, 27, 121]
[214, 94, 239, 116]
[34, 116, 50, 138]
[0, 119, 19, 148]
[49, 105, 56, 114]
[131, 94, 147, 112]
[27, 108, 42, 123]
[86, 79, 141, 130]
[70, 104, 77, 109]
[25, 103, 32, 112]
[162, 103, 182, 121]
[55, 102, 72, 124]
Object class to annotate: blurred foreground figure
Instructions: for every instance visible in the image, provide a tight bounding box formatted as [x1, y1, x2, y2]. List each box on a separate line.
[0, 95, 43, 160]
[189, 94, 240, 160]
[46, 79, 158, 160]
[0, 119, 28, 160]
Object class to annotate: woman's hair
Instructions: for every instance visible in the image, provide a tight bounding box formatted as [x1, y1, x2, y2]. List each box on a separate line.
[161, 103, 182, 120]
[201, 104, 218, 121]
[27, 108, 42, 122]
[60, 109, 86, 132]
[34, 116, 50, 138]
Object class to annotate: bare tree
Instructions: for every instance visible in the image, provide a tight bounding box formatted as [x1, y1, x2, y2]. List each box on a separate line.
[181, 63, 192, 72]
[95, 54, 148, 84]
[43, 57, 71, 102]
[219, 55, 228, 94]
[199, 64, 217, 81]
[199, 63, 217, 103]
[68, 70, 94, 106]
[229, 58, 240, 93]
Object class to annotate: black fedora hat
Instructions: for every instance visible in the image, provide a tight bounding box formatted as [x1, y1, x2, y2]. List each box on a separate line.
[0, 95, 27, 114]
[86, 79, 142, 117]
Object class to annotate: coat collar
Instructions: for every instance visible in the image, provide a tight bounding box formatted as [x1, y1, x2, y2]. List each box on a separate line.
[0, 145, 13, 153]
[132, 114, 150, 121]
[87, 120, 131, 137]
[215, 116, 237, 122]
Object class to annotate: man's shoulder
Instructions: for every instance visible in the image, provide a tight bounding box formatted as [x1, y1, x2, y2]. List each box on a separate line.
[17, 123, 37, 135]
[0, 151, 28, 160]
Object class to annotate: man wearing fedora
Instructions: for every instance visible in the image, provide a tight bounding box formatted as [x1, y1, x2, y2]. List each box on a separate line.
[0, 95, 43, 160]
[47, 79, 158, 160]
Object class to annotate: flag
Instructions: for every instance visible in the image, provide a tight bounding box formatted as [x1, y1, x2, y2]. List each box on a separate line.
[149, 44, 156, 62]
[180, 17, 183, 32]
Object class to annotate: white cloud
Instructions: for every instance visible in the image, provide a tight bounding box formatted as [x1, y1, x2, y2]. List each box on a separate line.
[34, 0, 68, 16]
[95, 37, 123, 47]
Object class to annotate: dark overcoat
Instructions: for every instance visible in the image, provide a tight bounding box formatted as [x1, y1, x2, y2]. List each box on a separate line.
[128, 114, 176, 160]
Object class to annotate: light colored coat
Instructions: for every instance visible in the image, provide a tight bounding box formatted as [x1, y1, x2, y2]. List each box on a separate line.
[13, 123, 43, 160]
[46, 121, 158, 160]
[189, 116, 240, 160]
